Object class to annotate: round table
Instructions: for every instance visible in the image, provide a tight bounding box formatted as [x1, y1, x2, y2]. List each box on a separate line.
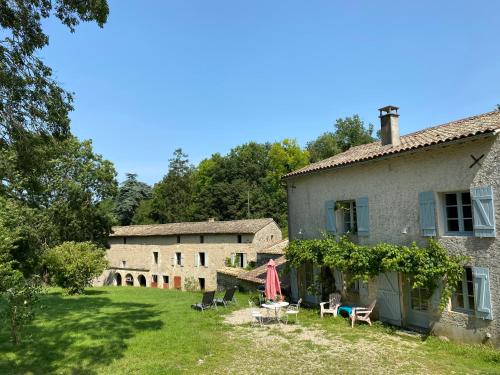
[261, 302, 289, 323]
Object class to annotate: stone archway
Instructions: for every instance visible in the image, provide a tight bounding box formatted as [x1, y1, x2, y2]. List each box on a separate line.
[138, 274, 147, 287]
[115, 273, 122, 286]
[125, 273, 134, 286]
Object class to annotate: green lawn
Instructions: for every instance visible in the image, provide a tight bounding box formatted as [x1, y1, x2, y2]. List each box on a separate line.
[0, 287, 498, 374]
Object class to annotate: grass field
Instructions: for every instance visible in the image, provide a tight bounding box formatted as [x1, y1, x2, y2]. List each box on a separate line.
[0, 287, 498, 374]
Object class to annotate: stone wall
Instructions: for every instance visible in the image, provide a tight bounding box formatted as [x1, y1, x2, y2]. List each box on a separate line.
[287, 135, 500, 346]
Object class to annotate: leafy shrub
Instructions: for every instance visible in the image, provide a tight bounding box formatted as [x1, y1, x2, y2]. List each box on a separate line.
[44, 241, 108, 295]
[183, 276, 199, 292]
[1, 276, 44, 345]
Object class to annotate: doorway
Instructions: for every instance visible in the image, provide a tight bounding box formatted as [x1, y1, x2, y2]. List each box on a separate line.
[115, 273, 122, 286]
[138, 274, 146, 287]
[174, 276, 182, 289]
[406, 276, 430, 328]
[125, 274, 134, 286]
[376, 272, 402, 326]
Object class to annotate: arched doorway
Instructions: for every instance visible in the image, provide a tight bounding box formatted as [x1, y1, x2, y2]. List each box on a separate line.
[125, 273, 134, 286]
[115, 273, 122, 286]
[138, 274, 146, 287]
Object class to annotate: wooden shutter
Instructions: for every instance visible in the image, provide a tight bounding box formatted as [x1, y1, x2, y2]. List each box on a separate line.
[242, 253, 247, 268]
[325, 200, 336, 235]
[333, 269, 343, 293]
[230, 253, 235, 266]
[472, 267, 493, 320]
[171, 254, 175, 267]
[356, 197, 369, 236]
[205, 252, 208, 267]
[418, 191, 437, 236]
[194, 253, 199, 267]
[471, 186, 496, 237]
[181, 253, 185, 267]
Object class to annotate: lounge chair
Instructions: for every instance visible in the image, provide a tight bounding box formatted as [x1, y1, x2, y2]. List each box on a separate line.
[285, 298, 302, 324]
[215, 286, 237, 307]
[191, 291, 216, 312]
[350, 299, 376, 327]
[320, 293, 341, 318]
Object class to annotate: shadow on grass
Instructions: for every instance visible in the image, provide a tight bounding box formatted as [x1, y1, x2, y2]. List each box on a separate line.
[0, 292, 163, 375]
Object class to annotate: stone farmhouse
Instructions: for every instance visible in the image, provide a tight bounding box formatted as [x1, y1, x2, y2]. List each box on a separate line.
[95, 218, 282, 291]
[284, 107, 499, 345]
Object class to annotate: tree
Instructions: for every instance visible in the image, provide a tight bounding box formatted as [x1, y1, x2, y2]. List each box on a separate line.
[496, 104, 500, 111]
[114, 173, 151, 225]
[44, 241, 108, 295]
[306, 132, 339, 162]
[0, 0, 109, 143]
[334, 115, 375, 152]
[142, 149, 195, 223]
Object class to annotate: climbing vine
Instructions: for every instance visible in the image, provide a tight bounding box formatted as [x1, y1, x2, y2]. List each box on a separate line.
[285, 236, 468, 308]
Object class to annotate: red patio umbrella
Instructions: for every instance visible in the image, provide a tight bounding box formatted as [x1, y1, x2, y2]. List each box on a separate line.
[264, 259, 282, 300]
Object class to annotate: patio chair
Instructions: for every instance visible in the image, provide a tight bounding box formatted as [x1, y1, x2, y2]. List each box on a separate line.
[350, 299, 377, 327]
[285, 298, 302, 324]
[249, 301, 264, 327]
[215, 286, 237, 307]
[320, 293, 341, 318]
[191, 291, 216, 312]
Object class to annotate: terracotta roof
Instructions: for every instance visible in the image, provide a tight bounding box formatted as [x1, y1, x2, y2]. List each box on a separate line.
[237, 256, 287, 285]
[257, 239, 289, 255]
[216, 267, 247, 277]
[285, 110, 500, 178]
[110, 218, 274, 237]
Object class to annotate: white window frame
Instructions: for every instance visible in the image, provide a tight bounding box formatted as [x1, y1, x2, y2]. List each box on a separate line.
[198, 252, 206, 267]
[175, 252, 182, 266]
[443, 191, 473, 236]
[336, 200, 357, 234]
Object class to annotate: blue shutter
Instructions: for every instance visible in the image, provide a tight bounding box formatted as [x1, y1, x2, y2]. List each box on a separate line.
[418, 191, 437, 236]
[356, 197, 369, 236]
[325, 200, 336, 235]
[471, 186, 496, 237]
[472, 267, 493, 320]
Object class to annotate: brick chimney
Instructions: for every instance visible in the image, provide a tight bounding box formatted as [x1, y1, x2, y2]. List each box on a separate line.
[379, 105, 400, 146]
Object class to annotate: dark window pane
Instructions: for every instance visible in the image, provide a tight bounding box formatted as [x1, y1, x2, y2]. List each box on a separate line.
[447, 219, 459, 232]
[462, 205, 472, 218]
[465, 267, 473, 282]
[446, 206, 459, 218]
[457, 294, 464, 308]
[466, 282, 474, 296]
[468, 296, 475, 310]
[461, 192, 471, 205]
[463, 219, 473, 232]
[446, 193, 457, 205]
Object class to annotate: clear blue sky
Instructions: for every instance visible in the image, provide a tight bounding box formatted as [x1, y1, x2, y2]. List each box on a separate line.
[41, 0, 500, 184]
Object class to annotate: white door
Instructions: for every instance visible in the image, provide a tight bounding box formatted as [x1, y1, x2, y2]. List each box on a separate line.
[376, 272, 402, 326]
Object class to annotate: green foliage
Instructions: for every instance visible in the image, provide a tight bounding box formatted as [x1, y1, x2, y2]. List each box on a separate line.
[44, 241, 108, 295]
[286, 236, 467, 308]
[183, 276, 199, 292]
[0, 0, 108, 143]
[1, 276, 43, 345]
[306, 132, 339, 162]
[114, 173, 151, 225]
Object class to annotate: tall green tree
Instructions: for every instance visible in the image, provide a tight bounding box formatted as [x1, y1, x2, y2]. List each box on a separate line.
[306, 132, 339, 162]
[114, 173, 151, 226]
[1, 0, 109, 143]
[334, 114, 375, 152]
[137, 149, 195, 224]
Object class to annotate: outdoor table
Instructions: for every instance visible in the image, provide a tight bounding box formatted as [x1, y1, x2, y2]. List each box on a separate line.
[261, 301, 289, 323]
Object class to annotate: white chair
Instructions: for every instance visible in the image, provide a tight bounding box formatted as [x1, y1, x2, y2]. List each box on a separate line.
[350, 299, 377, 328]
[320, 293, 341, 318]
[249, 301, 264, 327]
[285, 298, 302, 324]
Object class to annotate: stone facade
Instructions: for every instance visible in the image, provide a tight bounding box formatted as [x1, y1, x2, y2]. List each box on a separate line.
[286, 134, 499, 346]
[94, 219, 282, 292]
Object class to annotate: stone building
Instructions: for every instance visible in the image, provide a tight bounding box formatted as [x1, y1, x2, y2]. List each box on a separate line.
[284, 107, 499, 346]
[95, 218, 282, 291]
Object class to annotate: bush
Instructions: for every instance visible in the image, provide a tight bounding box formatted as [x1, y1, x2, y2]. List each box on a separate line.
[44, 241, 108, 295]
[183, 276, 199, 292]
[1, 276, 44, 345]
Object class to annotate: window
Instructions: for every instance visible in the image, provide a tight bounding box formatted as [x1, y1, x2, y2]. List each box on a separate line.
[271, 235, 274, 241]
[444, 192, 473, 234]
[177, 235, 181, 243]
[199, 278, 205, 290]
[121, 260, 126, 268]
[199, 252, 206, 267]
[237, 235, 242, 243]
[176, 252, 182, 265]
[452, 267, 475, 313]
[163, 275, 169, 284]
[337, 201, 357, 234]
[200, 235, 204, 243]
[152, 274, 158, 283]
[409, 276, 430, 312]
[153, 251, 158, 264]
[236, 253, 246, 268]
[123, 237, 127, 244]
